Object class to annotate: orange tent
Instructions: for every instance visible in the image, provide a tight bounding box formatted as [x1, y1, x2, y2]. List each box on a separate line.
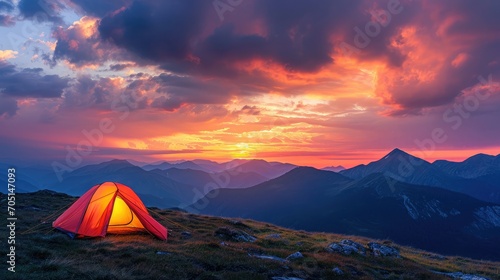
[53, 182, 167, 240]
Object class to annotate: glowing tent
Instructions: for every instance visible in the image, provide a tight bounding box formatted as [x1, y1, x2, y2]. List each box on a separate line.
[53, 182, 167, 240]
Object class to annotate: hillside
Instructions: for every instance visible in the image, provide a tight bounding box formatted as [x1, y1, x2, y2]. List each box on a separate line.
[193, 167, 500, 261]
[1, 191, 498, 280]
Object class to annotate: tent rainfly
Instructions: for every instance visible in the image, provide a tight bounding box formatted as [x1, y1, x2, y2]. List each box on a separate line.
[52, 182, 167, 240]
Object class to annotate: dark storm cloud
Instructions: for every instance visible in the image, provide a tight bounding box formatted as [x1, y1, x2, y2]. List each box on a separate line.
[437, 0, 500, 37]
[0, 61, 70, 98]
[97, 0, 363, 73]
[99, 0, 209, 63]
[50, 0, 500, 114]
[18, 0, 63, 23]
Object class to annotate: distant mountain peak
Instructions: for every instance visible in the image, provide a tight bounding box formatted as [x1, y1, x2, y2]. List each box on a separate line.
[106, 159, 131, 164]
[384, 148, 408, 158]
[322, 165, 346, 172]
[98, 159, 134, 167]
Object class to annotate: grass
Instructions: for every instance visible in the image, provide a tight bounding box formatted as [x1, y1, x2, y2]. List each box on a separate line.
[1, 191, 499, 279]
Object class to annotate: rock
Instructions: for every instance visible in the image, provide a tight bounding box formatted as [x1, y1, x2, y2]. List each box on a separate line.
[215, 227, 257, 242]
[286, 252, 303, 260]
[271, 277, 304, 280]
[181, 231, 192, 239]
[368, 242, 400, 257]
[220, 242, 228, 246]
[156, 251, 172, 255]
[431, 271, 490, 280]
[249, 253, 288, 262]
[266, 233, 281, 239]
[332, 267, 344, 275]
[327, 239, 366, 255]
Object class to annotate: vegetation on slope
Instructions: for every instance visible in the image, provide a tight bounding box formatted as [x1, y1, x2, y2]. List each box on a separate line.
[1, 191, 499, 280]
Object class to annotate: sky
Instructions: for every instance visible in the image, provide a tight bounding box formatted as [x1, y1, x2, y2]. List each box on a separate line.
[0, 0, 499, 168]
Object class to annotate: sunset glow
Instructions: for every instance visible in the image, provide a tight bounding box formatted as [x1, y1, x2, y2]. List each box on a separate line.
[1, 0, 499, 168]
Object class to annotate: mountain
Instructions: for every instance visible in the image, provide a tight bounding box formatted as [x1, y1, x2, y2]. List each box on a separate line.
[322, 165, 346, 172]
[142, 160, 206, 172]
[433, 153, 500, 178]
[192, 167, 500, 260]
[340, 148, 442, 183]
[50, 160, 204, 208]
[191, 159, 229, 173]
[339, 148, 500, 204]
[0, 162, 57, 191]
[226, 159, 296, 179]
[150, 167, 269, 190]
[0, 177, 38, 193]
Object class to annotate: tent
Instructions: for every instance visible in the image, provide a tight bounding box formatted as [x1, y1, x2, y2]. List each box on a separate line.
[53, 182, 167, 240]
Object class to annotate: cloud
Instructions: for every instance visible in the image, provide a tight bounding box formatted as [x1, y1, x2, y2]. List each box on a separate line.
[239, 105, 260, 115]
[98, 0, 210, 65]
[109, 63, 135, 71]
[18, 0, 64, 23]
[0, 1, 14, 12]
[0, 61, 70, 98]
[370, 0, 500, 115]
[60, 75, 150, 111]
[0, 14, 14, 26]
[96, 0, 363, 74]
[0, 50, 17, 60]
[69, 0, 131, 17]
[51, 16, 124, 67]
[0, 95, 18, 119]
[33, 0, 500, 116]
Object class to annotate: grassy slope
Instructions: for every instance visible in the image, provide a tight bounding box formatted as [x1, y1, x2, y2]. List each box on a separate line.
[1, 191, 499, 280]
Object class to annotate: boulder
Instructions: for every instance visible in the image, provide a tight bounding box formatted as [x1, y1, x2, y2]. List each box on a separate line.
[249, 253, 287, 262]
[368, 242, 400, 257]
[332, 267, 344, 275]
[286, 252, 303, 260]
[215, 227, 257, 242]
[327, 239, 366, 255]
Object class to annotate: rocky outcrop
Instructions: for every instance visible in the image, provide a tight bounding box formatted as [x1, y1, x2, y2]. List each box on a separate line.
[327, 240, 401, 257]
[431, 271, 490, 280]
[368, 242, 400, 257]
[327, 239, 366, 255]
